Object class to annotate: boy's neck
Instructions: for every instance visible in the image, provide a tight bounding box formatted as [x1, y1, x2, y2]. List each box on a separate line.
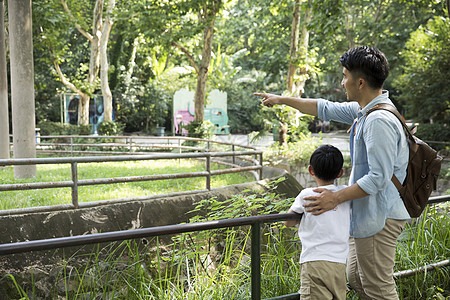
[314, 178, 335, 187]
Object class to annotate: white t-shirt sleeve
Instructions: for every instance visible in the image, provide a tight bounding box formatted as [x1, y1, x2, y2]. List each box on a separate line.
[290, 190, 308, 214]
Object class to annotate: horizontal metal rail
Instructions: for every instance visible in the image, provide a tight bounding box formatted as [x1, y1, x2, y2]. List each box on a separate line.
[0, 205, 449, 299]
[0, 212, 302, 300]
[0, 151, 260, 166]
[0, 189, 210, 216]
[34, 134, 258, 151]
[0, 150, 263, 215]
[427, 194, 450, 204]
[0, 172, 210, 191]
[0, 213, 300, 255]
[393, 259, 450, 279]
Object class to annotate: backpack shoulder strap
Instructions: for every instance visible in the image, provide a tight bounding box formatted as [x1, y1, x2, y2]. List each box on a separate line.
[366, 103, 410, 191]
[366, 103, 415, 138]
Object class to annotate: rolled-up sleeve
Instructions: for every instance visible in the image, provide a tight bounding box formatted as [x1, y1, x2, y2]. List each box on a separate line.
[356, 114, 397, 195]
[317, 99, 359, 125]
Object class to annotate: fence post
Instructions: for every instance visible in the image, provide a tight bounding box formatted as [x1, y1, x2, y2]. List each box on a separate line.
[251, 222, 261, 300]
[232, 145, 236, 165]
[259, 153, 263, 180]
[70, 137, 74, 156]
[206, 154, 211, 190]
[129, 137, 133, 153]
[71, 162, 79, 208]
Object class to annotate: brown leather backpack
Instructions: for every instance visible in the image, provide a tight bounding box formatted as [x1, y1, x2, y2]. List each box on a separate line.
[366, 103, 443, 218]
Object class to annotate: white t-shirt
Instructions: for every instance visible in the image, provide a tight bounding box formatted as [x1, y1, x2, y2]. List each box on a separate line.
[289, 184, 350, 264]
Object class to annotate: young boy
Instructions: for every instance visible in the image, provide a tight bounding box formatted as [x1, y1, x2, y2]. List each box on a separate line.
[284, 144, 350, 300]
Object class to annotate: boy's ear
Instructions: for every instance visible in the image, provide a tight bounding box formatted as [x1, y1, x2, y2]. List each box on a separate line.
[336, 168, 344, 179]
[308, 165, 315, 177]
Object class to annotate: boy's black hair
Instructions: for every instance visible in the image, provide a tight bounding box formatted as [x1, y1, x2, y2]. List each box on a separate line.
[310, 144, 344, 182]
[340, 46, 389, 89]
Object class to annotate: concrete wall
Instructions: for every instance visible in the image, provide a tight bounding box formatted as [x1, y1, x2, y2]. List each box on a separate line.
[0, 167, 302, 272]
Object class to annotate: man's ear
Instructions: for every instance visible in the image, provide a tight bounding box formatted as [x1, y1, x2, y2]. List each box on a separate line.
[358, 77, 367, 89]
[308, 165, 315, 177]
[336, 168, 344, 178]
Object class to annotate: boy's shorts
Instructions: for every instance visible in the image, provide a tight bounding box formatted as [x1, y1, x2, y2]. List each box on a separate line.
[299, 260, 347, 300]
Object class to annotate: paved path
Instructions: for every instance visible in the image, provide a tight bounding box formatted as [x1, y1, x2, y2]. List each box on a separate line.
[214, 132, 350, 153]
[122, 131, 350, 155]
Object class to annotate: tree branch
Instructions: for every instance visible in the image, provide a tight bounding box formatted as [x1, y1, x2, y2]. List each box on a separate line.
[49, 48, 86, 97]
[171, 42, 199, 73]
[54, 62, 85, 96]
[60, 0, 93, 42]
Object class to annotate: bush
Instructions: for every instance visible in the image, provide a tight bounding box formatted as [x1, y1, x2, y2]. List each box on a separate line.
[263, 132, 322, 165]
[416, 123, 450, 151]
[37, 120, 92, 136]
[114, 81, 170, 133]
[184, 120, 216, 139]
[97, 121, 125, 136]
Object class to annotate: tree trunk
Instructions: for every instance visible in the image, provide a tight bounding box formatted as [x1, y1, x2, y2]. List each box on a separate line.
[79, 0, 103, 125]
[447, 0, 450, 19]
[278, 122, 288, 145]
[60, 0, 108, 126]
[294, 7, 312, 96]
[100, 0, 115, 122]
[8, 0, 37, 178]
[287, 1, 312, 97]
[194, 21, 215, 122]
[287, 0, 301, 95]
[0, 0, 10, 160]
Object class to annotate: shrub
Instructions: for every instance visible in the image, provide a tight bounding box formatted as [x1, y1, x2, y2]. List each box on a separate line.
[97, 121, 125, 136]
[416, 123, 450, 151]
[264, 132, 322, 165]
[114, 81, 170, 133]
[184, 121, 216, 139]
[37, 120, 92, 136]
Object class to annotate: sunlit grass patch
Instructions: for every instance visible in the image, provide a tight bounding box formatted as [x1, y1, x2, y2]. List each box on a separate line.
[0, 159, 254, 210]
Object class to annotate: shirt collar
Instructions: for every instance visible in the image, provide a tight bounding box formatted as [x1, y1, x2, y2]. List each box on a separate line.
[359, 90, 390, 116]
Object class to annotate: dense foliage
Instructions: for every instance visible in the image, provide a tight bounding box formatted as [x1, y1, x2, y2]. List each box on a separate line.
[4, 0, 449, 140]
[393, 16, 450, 124]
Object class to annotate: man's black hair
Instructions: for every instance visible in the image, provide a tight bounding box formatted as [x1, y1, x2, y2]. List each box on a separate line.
[310, 144, 344, 182]
[340, 46, 389, 89]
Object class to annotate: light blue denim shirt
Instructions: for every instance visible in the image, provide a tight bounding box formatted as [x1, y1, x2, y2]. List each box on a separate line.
[317, 91, 410, 238]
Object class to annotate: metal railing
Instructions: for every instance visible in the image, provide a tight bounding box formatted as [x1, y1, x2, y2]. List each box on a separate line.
[0, 195, 448, 300]
[0, 212, 302, 300]
[31, 135, 259, 156]
[0, 150, 263, 216]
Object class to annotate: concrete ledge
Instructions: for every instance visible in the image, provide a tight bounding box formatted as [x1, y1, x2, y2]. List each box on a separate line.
[0, 166, 302, 271]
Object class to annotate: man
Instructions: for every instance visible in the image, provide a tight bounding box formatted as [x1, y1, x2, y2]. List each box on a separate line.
[255, 46, 410, 300]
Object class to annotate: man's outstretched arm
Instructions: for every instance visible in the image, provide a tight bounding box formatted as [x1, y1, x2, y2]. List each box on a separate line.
[254, 92, 319, 117]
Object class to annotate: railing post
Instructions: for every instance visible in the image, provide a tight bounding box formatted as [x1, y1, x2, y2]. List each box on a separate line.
[206, 154, 211, 190]
[70, 137, 74, 156]
[129, 137, 133, 153]
[259, 153, 263, 180]
[71, 162, 79, 208]
[251, 222, 261, 300]
[232, 145, 236, 165]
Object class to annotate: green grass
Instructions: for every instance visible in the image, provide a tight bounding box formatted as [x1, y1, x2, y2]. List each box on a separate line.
[0, 159, 254, 210]
[394, 205, 450, 300]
